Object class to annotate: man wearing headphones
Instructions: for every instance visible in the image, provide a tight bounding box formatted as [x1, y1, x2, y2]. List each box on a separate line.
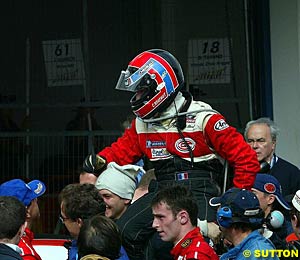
[210, 188, 279, 260]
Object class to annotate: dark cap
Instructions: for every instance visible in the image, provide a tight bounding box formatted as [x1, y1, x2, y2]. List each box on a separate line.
[210, 188, 262, 218]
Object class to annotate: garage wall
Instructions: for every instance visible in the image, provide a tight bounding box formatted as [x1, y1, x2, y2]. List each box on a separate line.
[270, 0, 300, 167]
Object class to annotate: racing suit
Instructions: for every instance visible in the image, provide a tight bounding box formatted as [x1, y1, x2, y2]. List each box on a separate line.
[170, 227, 219, 260]
[98, 92, 259, 260]
[18, 227, 42, 260]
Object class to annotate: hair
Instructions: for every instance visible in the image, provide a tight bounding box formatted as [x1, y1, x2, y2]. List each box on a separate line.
[137, 168, 156, 190]
[151, 185, 198, 226]
[77, 214, 121, 260]
[230, 222, 253, 232]
[59, 183, 105, 220]
[0, 196, 26, 240]
[244, 117, 279, 142]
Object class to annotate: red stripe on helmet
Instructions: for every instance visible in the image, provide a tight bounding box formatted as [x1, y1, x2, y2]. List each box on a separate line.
[135, 87, 168, 118]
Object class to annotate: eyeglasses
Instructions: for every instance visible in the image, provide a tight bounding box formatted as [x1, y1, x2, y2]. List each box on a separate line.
[59, 213, 70, 223]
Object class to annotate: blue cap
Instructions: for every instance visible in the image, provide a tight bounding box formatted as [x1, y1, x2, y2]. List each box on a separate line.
[209, 188, 262, 218]
[0, 179, 46, 206]
[253, 174, 291, 210]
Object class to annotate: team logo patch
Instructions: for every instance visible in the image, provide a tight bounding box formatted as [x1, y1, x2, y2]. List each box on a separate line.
[181, 238, 192, 248]
[175, 138, 195, 153]
[151, 148, 170, 158]
[146, 140, 166, 148]
[264, 183, 276, 193]
[214, 119, 229, 131]
[34, 183, 43, 194]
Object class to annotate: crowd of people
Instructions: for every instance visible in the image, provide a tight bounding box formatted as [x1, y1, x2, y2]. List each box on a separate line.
[1, 49, 300, 260]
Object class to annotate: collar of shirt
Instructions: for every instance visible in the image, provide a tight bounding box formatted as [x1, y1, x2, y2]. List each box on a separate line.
[270, 154, 278, 168]
[3, 243, 23, 254]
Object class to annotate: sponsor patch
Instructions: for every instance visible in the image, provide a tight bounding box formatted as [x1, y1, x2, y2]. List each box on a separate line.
[186, 115, 196, 123]
[151, 148, 170, 158]
[175, 138, 195, 153]
[214, 119, 229, 131]
[181, 238, 192, 248]
[146, 140, 166, 148]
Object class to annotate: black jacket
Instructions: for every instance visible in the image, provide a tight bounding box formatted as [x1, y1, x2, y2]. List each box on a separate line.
[0, 244, 23, 260]
[269, 156, 300, 197]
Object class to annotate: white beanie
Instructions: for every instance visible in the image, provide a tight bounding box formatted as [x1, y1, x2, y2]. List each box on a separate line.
[95, 162, 145, 200]
[292, 190, 300, 212]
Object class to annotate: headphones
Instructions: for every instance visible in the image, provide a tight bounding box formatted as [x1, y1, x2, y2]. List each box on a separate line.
[217, 206, 233, 228]
[217, 206, 264, 228]
[265, 210, 284, 229]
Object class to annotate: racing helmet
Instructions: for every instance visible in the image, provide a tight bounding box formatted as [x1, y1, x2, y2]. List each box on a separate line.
[115, 49, 184, 119]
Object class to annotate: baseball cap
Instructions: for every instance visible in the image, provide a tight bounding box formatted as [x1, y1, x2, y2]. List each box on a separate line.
[0, 179, 46, 206]
[292, 190, 300, 212]
[95, 162, 145, 200]
[252, 173, 291, 210]
[210, 188, 262, 219]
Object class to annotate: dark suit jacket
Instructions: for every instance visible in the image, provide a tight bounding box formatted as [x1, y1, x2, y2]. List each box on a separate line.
[269, 157, 300, 197]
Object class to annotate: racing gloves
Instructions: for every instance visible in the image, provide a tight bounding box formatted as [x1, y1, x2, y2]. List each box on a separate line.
[83, 154, 107, 176]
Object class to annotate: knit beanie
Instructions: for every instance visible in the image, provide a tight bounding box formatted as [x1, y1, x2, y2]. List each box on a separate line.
[95, 162, 145, 200]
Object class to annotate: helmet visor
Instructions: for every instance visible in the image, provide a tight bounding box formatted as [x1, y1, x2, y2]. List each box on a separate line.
[115, 59, 155, 92]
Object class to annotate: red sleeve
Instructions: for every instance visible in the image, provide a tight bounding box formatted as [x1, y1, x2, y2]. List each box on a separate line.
[98, 119, 144, 165]
[204, 114, 260, 189]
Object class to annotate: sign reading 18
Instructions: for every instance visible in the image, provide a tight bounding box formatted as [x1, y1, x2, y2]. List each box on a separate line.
[55, 44, 69, 56]
[202, 41, 220, 54]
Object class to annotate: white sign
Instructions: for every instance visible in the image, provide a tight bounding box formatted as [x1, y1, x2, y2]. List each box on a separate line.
[188, 38, 231, 85]
[42, 39, 85, 87]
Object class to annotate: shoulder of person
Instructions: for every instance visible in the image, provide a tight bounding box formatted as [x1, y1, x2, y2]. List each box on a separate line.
[275, 157, 300, 171]
[190, 100, 213, 111]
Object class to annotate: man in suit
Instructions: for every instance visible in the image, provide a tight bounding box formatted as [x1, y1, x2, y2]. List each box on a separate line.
[244, 117, 300, 197]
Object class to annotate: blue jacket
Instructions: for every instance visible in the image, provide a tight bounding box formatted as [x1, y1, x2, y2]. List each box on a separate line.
[220, 230, 279, 260]
[68, 239, 130, 260]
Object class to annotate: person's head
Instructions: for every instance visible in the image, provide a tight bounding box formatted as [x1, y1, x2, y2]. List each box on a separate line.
[210, 188, 264, 245]
[244, 117, 278, 163]
[0, 196, 26, 244]
[251, 174, 290, 217]
[115, 49, 185, 119]
[132, 168, 156, 203]
[77, 214, 121, 260]
[0, 179, 46, 228]
[290, 190, 300, 239]
[58, 183, 105, 239]
[79, 171, 97, 185]
[151, 185, 198, 245]
[95, 162, 143, 220]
